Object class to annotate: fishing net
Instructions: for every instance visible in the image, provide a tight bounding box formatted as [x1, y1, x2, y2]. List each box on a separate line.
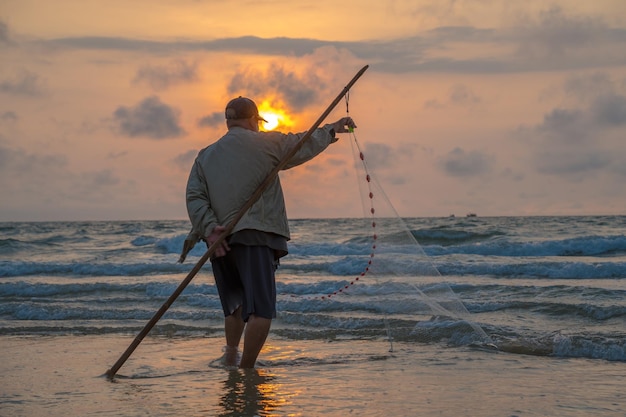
[310, 98, 492, 351]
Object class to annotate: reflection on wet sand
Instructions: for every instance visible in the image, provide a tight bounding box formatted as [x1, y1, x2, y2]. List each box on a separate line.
[218, 368, 292, 416]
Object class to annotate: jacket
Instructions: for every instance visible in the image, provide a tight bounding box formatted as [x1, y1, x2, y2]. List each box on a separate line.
[179, 124, 337, 262]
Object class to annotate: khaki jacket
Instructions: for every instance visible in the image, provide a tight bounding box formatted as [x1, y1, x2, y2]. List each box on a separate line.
[179, 125, 337, 262]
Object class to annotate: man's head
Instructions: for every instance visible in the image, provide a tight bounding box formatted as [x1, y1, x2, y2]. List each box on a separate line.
[225, 97, 267, 131]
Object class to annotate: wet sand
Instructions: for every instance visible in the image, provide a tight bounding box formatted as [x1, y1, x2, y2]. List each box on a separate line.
[2, 335, 624, 416]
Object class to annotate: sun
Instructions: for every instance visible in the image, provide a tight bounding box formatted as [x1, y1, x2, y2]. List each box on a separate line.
[257, 101, 293, 131]
[261, 112, 280, 131]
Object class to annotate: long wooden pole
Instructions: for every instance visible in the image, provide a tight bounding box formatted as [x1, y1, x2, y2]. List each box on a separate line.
[105, 65, 369, 379]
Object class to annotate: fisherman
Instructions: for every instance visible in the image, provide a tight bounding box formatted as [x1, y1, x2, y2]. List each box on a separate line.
[181, 96, 356, 368]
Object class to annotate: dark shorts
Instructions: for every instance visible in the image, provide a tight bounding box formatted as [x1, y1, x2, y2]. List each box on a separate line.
[210, 245, 278, 322]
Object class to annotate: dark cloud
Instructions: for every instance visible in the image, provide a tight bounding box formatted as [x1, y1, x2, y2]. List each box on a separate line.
[197, 112, 223, 128]
[425, 84, 481, 109]
[133, 60, 199, 91]
[515, 6, 603, 59]
[535, 88, 626, 136]
[0, 142, 67, 173]
[423, 98, 445, 109]
[112, 96, 185, 139]
[520, 76, 626, 179]
[227, 63, 322, 111]
[0, 139, 128, 221]
[362, 143, 394, 170]
[533, 150, 611, 176]
[0, 70, 46, 97]
[173, 149, 198, 171]
[360, 142, 418, 173]
[564, 72, 615, 101]
[84, 170, 120, 187]
[207, 36, 328, 56]
[47, 36, 173, 52]
[536, 108, 587, 142]
[0, 21, 11, 45]
[48, 35, 328, 56]
[561, 73, 626, 126]
[613, 162, 626, 177]
[0, 142, 12, 168]
[106, 150, 128, 159]
[591, 94, 626, 126]
[440, 147, 494, 177]
[426, 26, 495, 42]
[1, 111, 18, 122]
[42, 11, 626, 75]
[449, 84, 481, 105]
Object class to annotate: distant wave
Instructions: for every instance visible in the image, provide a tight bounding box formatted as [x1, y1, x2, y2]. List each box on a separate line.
[152, 231, 626, 257]
[2, 256, 625, 279]
[467, 299, 626, 320]
[437, 260, 626, 279]
[410, 228, 505, 245]
[2, 280, 624, 320]
[0, 260, 189, 277]
[426, 234, 626, 257]
[3, 253, 626, 279]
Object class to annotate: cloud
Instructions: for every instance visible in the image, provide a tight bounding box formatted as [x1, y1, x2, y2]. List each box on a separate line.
[562, 73, 626, 126]
[591, 94, 626, 126]
[87, 169, 120, 188]
[424, 84, 481, 109]
[48, 35, 328, 56]
[200, 48, 355, 124]
[563, 72, 616, 102]
[612, 162, 626, 177]
[449, 84, 481, 105]
[133, 60, 199, 91]
[1, 111, 18, 122]
[60, 168, 125, 210]
[0, 70, 46, 97]
[361, 142, 418, 170]
[197, 112, 223, 128]
[112, 96, 185, 139]
[0, 20, 11, 45]
[361, 143, 395, 170]
[173, 149, 198, 172]
[0, 141, 68, 220]
[514, 6, 603, 59]
[536, 108, 587, 142]
[42, 7, 626, 75]
[439, 147, 494, 177]
[227, 63, 323, 111]
[0, 138, 131, 218]
[533, 149, 611, 176]
[47, 36, 174, 52]
[520, 74, 626, 179]
[106, 150, 128, 159]
[523, 107, 596, 176]
[0, 141, 67, 175]
[547, 79, 625, 131]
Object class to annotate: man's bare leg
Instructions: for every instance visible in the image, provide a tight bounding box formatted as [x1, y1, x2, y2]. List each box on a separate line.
[240, 314, 271, 368]
[223, 306, 244, 366]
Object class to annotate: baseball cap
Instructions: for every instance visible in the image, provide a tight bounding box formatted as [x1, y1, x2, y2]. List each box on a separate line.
[225, 96, 268, 122]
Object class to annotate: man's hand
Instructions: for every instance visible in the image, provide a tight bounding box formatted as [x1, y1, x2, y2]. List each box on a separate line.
[331, 117, 357, 134]
[206, 225, 230, 258]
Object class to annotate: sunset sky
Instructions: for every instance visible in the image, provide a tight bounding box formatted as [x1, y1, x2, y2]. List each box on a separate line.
[1, 0, 626, 221]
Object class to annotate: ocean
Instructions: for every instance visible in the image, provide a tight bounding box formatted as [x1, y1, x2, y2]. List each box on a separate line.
[1, 216, 625, 416]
